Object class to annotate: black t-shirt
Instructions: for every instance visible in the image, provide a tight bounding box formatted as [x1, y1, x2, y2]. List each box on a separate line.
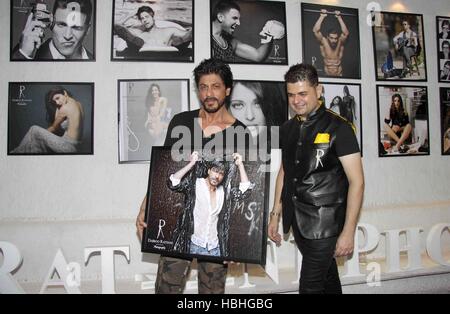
[164, 109, 250, 151]
[334, 121, 360, 157]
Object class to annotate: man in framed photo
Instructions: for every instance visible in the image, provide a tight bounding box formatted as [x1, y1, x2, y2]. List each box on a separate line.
[168, 152, 252, 258]
[393, 20, 420, 76]
[312, 9, 349, 77]
[113, 5, 192, 55]
[211, 0, 285, 63]
[12, 0, 94, 60]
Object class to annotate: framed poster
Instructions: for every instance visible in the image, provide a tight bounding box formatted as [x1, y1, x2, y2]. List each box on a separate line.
[118, 79, 190, 163]
[321, 82, 363, 155]
[210, 0, 287, 65]
[111, 0, 194, 62]
[301, 3, 361, 79]
[8, 82, 94, 155]
[230, 80, 288, 148]
[372, 12, 427, 81]
[437, 17, 450, 82]
[376, 85, 429, 157]
[10, 0, 96, 61]
[440, 87, 450, 155]
[142, 147, 270, 265]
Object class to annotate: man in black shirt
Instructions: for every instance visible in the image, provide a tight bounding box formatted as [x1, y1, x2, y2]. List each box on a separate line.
[136, 58, 251, 294]
[268, 63, 364, 294]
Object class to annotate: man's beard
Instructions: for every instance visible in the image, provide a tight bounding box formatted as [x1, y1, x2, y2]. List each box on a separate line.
[202, 97, 226, 114]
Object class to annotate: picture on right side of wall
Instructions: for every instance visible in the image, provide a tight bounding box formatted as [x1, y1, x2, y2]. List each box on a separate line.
[372, 12, 427, 82]
[376, 85, 429, 157]
[440, 87, 450, 155]
[437, 16, 450, 82]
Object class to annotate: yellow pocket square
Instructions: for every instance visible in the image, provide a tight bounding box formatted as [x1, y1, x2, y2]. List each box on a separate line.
[314, 133, 330, 144]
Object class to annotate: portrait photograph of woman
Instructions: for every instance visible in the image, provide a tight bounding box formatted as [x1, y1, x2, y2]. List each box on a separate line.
[8, 82, 94, 155]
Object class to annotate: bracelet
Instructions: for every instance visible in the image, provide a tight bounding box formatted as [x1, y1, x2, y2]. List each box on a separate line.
[270, 211, 281, 217]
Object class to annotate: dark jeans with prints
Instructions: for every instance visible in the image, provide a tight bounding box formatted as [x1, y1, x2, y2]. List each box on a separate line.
[155, 256, 227, 294]
[292, 222, 342, 294]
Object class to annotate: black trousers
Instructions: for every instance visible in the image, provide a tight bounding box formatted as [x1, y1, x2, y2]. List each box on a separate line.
[292, 221, 342, 294]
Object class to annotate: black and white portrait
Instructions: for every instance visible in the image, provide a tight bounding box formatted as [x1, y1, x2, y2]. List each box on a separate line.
[372, 12, 427, 81]
[210, 0, 287, 65]
[321, 83, 362, 154]
[440, 87, 450, 155]
[301, 3, 361, 79]
[8, 82, 94, 155]
[118, 79, 189, 163]
[112, 0, 194, 62]
[10, 0, 96, 61]
[377, 85, 429, 157]
[142, 148, 269, 264]
[437, 17, 450, 82]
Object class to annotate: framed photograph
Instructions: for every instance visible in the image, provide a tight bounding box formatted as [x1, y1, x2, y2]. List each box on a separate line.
[111, 0, 194, 62]
[8, 82, 94, 155]
[372, 12, 427, 81]
[142, 147, 270, 265]
[210, 0, 288, 65]
[376, 85, 429, 157]
[10, 0, 96, 61]
[118, 79, 190, 163]
[437, 17, 450, 82]
[321, 82, 363, 155]
[230, 80, 288, 148]
[301, 3, 361, 79]
[440, 87, 450, 155]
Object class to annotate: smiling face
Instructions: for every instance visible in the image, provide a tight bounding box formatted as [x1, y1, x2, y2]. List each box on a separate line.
[230, 83, 266, 127]
[52, 6, 89, 58]
[151, 86, 160, 98]
[219, 8, 241, 35]
[287, 80, 322, 119]
[198, 74, 231, 114]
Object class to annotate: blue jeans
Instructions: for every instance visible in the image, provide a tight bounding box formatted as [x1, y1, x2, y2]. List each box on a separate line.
[190, 241, 221, 257]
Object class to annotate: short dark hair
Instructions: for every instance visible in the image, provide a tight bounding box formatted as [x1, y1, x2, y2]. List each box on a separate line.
[137, 6, 155, 20]
[213, 0, 240, 21]
[442, 40, 450, 49]
[327, 28, 340, 36]
[284, 63, 319, 87]
[53, 0, 93, 26]
[441, 20, 449, 28]
[194, 58, 234, 90]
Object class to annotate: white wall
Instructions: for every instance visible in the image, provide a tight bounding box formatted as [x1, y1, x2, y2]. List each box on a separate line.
[1, 0, 450, 287]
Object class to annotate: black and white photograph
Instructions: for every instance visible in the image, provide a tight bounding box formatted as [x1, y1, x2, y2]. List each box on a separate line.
[376, 85, 429, 157]
[230, 80, 288, 148]
[437, 17, 450, 82]
[118, 79, 189, 163]
[210, 0, 287, 65]
[440, 87, 450, 155]
[10, 0, 96, 61]
[372, 12, 427, 81]
[112, 0, 194, 62]
[8, 82, 94, 155]
[321, 83, 362, 154]
[142, 147, 270, 264]
[301, 3, 361, 79]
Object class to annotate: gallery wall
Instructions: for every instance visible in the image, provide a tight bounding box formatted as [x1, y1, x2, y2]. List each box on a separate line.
[0, 0, 449, 288]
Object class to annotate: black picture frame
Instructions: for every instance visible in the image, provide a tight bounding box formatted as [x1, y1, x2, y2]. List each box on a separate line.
[376, 85, 430, 157]
[320, 82, 363, 156]
[372, 11, 428, 82]
[10, 0, 96, 62]
[8, 82, 95, 155]
[111, 0, 194, 62]
[440, 87, 450, 155]
[437, 16, 450, 82]
[301, 2, 361, 79]
[210, 0, 288, 65]
[142, 147, 270, 265]
[117, 79, 190, 163]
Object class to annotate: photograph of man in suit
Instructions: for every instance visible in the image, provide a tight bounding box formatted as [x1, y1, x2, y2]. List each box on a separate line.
[12, 0, 94, 60]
